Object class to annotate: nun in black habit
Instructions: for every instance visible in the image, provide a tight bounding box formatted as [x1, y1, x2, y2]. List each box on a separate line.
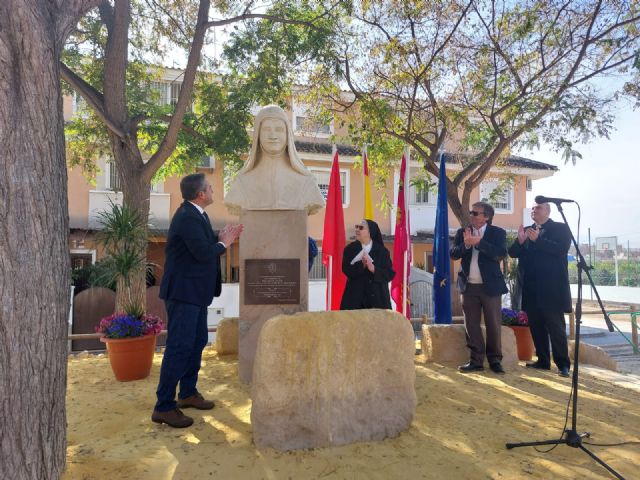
[340, 219, 395, 310]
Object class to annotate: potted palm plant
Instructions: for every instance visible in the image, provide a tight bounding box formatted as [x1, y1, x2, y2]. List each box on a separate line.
[95, 202, 149, 312]
[94, 202, 162, 381]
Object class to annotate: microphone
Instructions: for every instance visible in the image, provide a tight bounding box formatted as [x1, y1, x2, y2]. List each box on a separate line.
[534, 195, 575, 205]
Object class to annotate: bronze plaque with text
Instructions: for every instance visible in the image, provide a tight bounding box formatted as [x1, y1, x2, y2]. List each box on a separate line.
[244, 259, 300, 305]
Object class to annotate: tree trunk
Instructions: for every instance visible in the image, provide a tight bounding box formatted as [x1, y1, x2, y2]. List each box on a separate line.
[113, 143, 150, 312]
[0, 6, 70, 479]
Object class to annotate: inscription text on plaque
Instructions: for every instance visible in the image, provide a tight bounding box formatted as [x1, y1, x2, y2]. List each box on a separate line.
[244, 259, 300, 305]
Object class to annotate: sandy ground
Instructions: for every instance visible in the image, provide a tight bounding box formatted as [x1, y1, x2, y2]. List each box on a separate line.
[64, 349, 640, 480]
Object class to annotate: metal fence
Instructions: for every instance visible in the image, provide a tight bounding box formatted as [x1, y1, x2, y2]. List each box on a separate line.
[409, 268, 434, 319]
[310, 253, 326, 280]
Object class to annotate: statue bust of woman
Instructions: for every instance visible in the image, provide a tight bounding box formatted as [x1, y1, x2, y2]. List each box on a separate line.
[224, 105, 325, 216]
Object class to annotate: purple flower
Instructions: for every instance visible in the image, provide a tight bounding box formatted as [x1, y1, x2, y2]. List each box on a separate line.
[501, 308, 528, 326]
[96, 312, 164, 339]
[516, 311, 529, 326]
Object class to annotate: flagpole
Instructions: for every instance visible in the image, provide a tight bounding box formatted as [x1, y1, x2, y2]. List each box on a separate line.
[402, 251, 408, 317]
[327, 254, 333, 310]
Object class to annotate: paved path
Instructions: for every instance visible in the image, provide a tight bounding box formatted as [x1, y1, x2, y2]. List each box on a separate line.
[569, 310, 640, 375]
[571, 284, 640, 305]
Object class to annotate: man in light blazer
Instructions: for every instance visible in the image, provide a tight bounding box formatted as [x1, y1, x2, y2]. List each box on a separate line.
[450, 201, 508, 374]
[152, 173, 242, 428]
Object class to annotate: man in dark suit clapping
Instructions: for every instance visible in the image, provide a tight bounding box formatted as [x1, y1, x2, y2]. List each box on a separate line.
[152, 173, 243, 428]
[508, 202, 572, 377]
[450, 202, 508, 374]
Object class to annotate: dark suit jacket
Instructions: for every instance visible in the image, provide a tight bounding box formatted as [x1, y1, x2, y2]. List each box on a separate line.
[450, 224, 508, 297]
[508, 219, 572, 313]
[159, 201, 226, 307]
[340, 241, 395, 310]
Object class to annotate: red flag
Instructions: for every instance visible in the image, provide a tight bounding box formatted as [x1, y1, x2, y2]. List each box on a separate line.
[391, 153, 412, 319]
[322, 151, 346, 310]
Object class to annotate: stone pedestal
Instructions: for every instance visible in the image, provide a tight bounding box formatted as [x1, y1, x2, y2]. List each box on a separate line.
[238, 210, 308, 383]
[251, 310, 416, 450]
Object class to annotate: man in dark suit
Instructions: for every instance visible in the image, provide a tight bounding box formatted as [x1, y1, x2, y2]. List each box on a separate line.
[450, 202, 508, 374]
[508, 202, 572, 377]
[152, 173, 243, 428]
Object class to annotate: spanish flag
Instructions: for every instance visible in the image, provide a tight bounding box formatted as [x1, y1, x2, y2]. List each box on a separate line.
[363, 150, 373, 219]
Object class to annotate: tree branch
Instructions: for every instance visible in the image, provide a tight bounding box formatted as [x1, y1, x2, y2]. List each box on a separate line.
[204, 12, 326, 30]
[103, 0, 131, 127]
[144, 0, 210, 181]
[56, 0, 103, 45]
[60, 62, 127, 139]
[97, 0, 114, 30]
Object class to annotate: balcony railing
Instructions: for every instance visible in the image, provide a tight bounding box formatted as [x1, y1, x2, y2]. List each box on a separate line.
[88, 190, 171, 230]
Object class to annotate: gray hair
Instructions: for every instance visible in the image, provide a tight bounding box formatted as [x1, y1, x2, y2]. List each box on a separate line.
[180, 173, 207, 200]
[473, 201, 495, 224]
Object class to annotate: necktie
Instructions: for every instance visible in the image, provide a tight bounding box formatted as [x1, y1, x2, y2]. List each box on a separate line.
[202, 211, 210, 224]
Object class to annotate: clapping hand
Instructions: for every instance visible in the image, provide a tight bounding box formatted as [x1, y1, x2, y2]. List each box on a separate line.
[362, 252, 375, 273]
[526, 225, 540, 242]
[463, 227, 481, 248]
[219, 223, 244, 246]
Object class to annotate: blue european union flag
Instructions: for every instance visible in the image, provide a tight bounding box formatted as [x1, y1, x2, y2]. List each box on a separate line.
[433, 153, 452, 324]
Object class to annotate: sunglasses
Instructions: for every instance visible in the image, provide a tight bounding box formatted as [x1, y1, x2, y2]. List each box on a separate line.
[469, 210, 485, 217]
[355, 225, 366, 231]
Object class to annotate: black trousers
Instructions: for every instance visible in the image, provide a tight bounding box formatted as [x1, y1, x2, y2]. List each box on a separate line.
[155, 300, 208, 412]
[461, 283, 503, 366]
[526, 306, 570, 370]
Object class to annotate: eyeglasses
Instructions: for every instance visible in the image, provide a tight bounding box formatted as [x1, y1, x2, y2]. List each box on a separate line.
[355, 225, 366, 231]
[469, 211, 484, 217]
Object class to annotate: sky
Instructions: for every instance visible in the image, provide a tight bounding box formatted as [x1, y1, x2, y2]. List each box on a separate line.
[520, 103, 640, 248]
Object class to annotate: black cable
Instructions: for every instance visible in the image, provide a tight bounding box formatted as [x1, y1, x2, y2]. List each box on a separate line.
[533, 375, 574, 453]
[583, 440, 640, 447]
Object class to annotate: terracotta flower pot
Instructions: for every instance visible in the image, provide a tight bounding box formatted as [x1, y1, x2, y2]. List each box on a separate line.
[100, 334, 157, 382]
[508, 325, 535, 361]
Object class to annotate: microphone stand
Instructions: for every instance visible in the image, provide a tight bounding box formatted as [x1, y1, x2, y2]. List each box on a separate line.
[505, 202, 624, 480]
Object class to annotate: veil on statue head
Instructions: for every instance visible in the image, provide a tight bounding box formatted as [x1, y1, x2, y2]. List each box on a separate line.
[242, 105, 308, 176]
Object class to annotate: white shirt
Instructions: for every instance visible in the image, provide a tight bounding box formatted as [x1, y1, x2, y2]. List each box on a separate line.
[467, 224, 487, 284]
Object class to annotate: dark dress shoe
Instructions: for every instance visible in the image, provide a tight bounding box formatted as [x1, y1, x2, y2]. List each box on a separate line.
[458, 362, 484, 372]
[151, 408, 193, 428]
[525, 361, 551, 370]
[489, 362, 505, 374]
[558, 367, 570, 378]
[177, 392, 215, 410]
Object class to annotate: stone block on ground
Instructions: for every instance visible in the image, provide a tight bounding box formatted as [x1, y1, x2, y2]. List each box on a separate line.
[569, 340, 618, 371]
[420, 324, 518, 368]
[215, 317, 238, 355]
[500, 327, 518, 369]
[421, 324, 468, 364]
[251, 309, 416, 451]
